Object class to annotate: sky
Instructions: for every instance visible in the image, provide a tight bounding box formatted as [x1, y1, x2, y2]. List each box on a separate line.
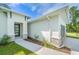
[7, 3, 79, 19]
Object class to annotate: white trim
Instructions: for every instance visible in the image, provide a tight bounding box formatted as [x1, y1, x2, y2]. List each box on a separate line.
[0, 6, 30, 18]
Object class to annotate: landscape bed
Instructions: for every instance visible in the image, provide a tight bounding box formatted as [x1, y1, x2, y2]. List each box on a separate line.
[26, 37, 71, 54]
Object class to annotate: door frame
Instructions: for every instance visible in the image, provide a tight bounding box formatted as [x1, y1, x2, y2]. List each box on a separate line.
[14, 23, 21, 37]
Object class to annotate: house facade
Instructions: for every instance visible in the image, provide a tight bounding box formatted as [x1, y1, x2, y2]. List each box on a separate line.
[28, 6, 69, 48]
[0, 5, 70, 48]
[0, 7, 29, 41]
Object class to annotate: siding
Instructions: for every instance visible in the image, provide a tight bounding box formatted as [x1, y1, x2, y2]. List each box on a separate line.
[12, 13, 25, 22]
[28, 8, 68, 47]
[0, 10, 7, 38]
[28, 15, 59, 42]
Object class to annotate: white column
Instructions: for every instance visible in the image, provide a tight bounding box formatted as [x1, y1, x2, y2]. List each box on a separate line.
[23, 16, 27, 39]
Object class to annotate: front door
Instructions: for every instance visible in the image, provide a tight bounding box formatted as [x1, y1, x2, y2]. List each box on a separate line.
[14, 24, 20, 37]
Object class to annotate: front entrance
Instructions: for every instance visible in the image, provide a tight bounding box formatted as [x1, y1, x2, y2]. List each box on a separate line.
[14, 24, 20, 37]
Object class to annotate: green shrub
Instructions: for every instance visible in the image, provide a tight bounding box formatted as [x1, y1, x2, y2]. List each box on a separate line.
[66, 22, 79, 33]
[0, 35, 11, 45]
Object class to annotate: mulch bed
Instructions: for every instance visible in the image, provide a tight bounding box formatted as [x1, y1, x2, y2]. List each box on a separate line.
[24, 36, 71, 54]
[25, 36, 44, 46]
[59, 47, 71, 54]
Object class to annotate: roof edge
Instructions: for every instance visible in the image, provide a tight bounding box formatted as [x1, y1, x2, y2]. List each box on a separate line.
[28, 5, 69, 23]
[0, 6, 31, 19]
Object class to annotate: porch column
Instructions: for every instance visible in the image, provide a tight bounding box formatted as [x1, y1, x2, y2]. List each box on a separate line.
[23, 16, 27, 39]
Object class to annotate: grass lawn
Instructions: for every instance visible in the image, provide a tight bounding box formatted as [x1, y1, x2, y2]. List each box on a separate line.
[0, 42, 34, 55]
[66, 32, 79, 39]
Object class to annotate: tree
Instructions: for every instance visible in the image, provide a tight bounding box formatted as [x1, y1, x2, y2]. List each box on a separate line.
[69, 6, 79, 33]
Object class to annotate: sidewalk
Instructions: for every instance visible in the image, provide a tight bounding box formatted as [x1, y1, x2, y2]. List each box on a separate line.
[15, 39, 68, 55]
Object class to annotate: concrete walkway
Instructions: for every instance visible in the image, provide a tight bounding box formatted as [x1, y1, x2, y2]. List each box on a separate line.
[71, 51, 79, 55]
[15, 38, 68, 55]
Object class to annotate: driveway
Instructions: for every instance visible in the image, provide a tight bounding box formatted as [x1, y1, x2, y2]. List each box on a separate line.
[64, 37, 79, 51]
[64, 37, 79, 54]
[15, 38, 68, 55]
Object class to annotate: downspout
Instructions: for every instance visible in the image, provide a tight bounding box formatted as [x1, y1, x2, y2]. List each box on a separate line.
[46, 16, 52, 42]
[65, 6, 70, 35]
[65, 6, 70, 24]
